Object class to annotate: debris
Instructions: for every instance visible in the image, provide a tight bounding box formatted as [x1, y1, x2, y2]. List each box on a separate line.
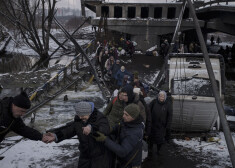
[208, 137, 220, 142]
[64, 95, 68, 101]
[195, 141, 220, 149]
[49, 106, 55, 115]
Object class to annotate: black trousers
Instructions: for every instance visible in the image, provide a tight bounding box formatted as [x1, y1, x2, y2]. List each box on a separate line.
[148, 141, 163, 156]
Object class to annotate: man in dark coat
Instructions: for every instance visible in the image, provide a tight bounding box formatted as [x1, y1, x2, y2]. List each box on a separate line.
[148, 90, 173, 156]
[94, 104, 144, 168]
[0, 91, 43, 142]
[115, 66, 132, 88]
[110, 59, 121, 86]
[46, 101, 111, 168]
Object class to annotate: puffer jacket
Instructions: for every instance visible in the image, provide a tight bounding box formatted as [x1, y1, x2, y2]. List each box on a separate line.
[103, 97, 125, 128]
[105, 115, 144, 167]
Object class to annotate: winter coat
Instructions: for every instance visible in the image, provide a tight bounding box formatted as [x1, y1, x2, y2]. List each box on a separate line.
[53, 109, 111, 168]
[130, 93, 146, 123]
[115, 70, 132, 87]
[121, 85, 148, 127]
[105, 58, 115, 72]
[0, 97, 42, 142]
[103, 97, 125, 128]
[161, 41, 169, 56]
[149, 98, 173, 144]
[111, 63, 121, 78]
[101, 53, 109, 69]
[105, 116, 144, 167]
[138, 95, 151, 136]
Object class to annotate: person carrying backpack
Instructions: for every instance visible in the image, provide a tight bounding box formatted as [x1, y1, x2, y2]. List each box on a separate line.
[103, 91, 126, 128]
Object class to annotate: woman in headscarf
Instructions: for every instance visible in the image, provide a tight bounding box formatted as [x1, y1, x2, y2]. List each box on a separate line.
[148, 91, 173, 157]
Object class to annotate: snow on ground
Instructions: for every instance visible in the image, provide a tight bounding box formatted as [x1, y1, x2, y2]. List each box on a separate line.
[5, 26, 94, 57]
[0, 136, 79, 168]
[0, 84, 104, 168]
[173, 132, 235, 168]
[145, 71, 159, 85]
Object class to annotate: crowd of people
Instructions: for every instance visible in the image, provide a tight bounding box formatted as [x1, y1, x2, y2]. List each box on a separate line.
[45, 84, 172, 168]
[1, 83, 172, 168]
[94, 38, 139, 91]
[217, 44, 235, 63]
[160, 39, 202, 57]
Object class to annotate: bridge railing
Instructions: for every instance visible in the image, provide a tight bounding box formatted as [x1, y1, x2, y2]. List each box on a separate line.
[29, 39, 96, 103]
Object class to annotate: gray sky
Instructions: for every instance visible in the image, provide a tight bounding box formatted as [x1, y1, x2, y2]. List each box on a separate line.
[57, 0, 81, 9]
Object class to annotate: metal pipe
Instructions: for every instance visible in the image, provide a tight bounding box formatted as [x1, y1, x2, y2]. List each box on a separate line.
[165, 0, 187, 84]
[153, 0, 187, 87]
[53, 17, 109, 99]
[187, 0, 235, 167]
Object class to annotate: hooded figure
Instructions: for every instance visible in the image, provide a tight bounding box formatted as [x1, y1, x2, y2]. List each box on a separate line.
[148, 91, 173, 156]
[121, 85, 135, 104]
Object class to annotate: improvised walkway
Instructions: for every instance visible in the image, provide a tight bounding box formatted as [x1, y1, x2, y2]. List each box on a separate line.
[24, 40, 110, 120]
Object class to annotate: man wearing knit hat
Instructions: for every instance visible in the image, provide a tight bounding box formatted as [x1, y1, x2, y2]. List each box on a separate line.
[0, 91, 43, 142]
[45, 101, 111, 168]
[94, 104, 144, 168]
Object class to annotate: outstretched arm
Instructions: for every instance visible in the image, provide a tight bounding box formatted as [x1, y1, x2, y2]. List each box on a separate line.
[12, 119, 42, 141]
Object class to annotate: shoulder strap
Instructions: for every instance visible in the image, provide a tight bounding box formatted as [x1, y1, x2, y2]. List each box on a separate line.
[123, 140, 142, 168]
[112, 97, 118, 105]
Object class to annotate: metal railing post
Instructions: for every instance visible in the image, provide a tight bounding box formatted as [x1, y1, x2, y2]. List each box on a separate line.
[71, 62, 73, 74]
[76, 57, 79, 70]
[63, 67, 67, 83]
[187, 0, 235, 167]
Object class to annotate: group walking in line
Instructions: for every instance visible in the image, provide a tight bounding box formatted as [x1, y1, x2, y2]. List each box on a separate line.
[0, 38, 174, 168]
[0, 81, 172, 168]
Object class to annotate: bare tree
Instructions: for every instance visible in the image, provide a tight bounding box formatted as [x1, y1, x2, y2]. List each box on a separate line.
[0, 0, 57, 68]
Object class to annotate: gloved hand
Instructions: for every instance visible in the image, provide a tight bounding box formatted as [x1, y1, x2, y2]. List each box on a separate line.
[93, 131, 107, 142]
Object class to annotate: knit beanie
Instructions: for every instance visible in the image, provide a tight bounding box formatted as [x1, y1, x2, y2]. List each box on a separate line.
[124, 104, 140, 119]
[13, 91, 31, 109]
[75, 102, 94, 116]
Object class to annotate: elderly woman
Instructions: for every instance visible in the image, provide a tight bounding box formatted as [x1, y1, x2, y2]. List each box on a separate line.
[45, 102, 111, 168]
[148, 91, 173, 157]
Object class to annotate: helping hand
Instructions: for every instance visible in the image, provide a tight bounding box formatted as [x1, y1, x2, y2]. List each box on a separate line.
[42, 132, 56, 144]
[93, 131, 107, 142]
